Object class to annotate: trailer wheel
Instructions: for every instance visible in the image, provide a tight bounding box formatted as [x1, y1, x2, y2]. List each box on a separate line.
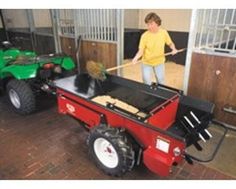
[87, 125, 135, 176]
[6, 79, 36, 115]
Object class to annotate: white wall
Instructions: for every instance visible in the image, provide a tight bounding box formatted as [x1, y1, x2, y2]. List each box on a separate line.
[2, 9, 29, 28]
[32, 9, 52, 28]
[138, 9, 192, 32]
[124, 9, 139, 29]
[2, 9, 192, 32]
[2, 9, 52, 29]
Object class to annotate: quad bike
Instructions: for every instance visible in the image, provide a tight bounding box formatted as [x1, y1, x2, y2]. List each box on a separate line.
[0, 41, 76, 115]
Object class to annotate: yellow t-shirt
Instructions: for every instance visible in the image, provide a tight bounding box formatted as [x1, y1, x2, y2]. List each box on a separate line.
[139, 28, 173, 66]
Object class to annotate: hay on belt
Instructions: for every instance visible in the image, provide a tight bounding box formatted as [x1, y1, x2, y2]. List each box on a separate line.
[91, 95, 147, 118]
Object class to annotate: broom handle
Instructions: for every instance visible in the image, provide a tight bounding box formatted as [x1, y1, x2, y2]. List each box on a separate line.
[106, 48, 186, 72]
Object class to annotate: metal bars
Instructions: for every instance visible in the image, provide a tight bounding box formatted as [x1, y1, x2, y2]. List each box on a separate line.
[194, 9, 236, 55]
[58, 9, 75, 37]
[74, 9, 118, 43]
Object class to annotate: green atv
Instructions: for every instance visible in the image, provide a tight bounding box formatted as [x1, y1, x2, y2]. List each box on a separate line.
[0, 41, 76, 115]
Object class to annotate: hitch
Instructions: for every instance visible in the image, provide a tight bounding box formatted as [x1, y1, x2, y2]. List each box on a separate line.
[184, 120, 228, 163]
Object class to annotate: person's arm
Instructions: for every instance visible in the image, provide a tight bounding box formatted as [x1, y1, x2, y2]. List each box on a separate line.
[165, 30, 178, 55]
[132, 48, 144, 64]
[132, 33, 146, 64]
[169, 43, 178, 55]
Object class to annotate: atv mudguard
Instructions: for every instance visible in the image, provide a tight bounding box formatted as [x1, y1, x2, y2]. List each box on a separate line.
[0, 64, 39, 79]
[50, 56, 76, 70]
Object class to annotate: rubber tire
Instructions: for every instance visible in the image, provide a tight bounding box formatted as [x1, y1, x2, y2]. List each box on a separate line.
[6, 79, 36, 115]
[87, 125, 135, 176]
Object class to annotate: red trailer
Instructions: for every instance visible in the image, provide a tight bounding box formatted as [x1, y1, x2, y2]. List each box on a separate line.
[55, 73, 227, 177]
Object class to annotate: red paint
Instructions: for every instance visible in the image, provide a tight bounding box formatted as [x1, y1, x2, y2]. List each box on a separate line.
[57, 88, 185, 177]
[148, 96, 179, 130]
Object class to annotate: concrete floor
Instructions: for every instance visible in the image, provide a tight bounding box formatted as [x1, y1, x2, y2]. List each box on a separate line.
[0, 62, 235, 179]
[204, 128, 236, 177]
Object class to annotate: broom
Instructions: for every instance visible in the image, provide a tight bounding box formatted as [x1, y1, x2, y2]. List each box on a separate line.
[86, 48, 186, 81]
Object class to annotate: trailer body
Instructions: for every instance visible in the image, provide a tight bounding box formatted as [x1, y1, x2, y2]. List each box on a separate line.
[55, 73, 215, 177]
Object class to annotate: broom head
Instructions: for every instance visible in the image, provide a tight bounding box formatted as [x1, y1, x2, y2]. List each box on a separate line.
[86, 60, 107, 81]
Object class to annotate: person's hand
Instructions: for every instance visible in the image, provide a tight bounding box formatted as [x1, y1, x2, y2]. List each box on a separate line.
[132, 57, 138, 64]
[171, 49, 178, 55]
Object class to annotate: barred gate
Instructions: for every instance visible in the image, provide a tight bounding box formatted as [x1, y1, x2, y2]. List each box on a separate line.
[185, 9, 236, 125]
[57, 9, 75, 38]
[56, 9, 123, 43]
[56, 9, 121, 43]
[74, 9, 118, 43]
[194, 9, 236, 55]
[0, 9, 119, 41]
[184, 9, 236, 93]
[56, 9, 124, 74]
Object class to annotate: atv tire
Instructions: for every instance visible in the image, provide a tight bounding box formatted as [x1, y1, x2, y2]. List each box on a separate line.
[87, 124, 135, 176]
[6, 79, 36, 115]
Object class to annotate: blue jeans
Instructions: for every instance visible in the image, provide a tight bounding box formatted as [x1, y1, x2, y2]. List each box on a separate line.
[142, 63, 165, 85]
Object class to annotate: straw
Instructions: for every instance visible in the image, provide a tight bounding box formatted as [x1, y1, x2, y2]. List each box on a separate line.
[86, 60, 107, 81]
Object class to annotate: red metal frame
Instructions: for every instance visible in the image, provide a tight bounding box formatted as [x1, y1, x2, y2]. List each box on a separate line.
[57, 88, 186, 177]
[148, 95, 179, 130]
